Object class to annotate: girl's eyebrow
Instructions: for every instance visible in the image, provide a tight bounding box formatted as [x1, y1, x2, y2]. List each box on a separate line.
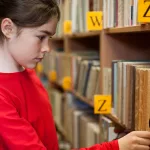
[39, 30, 55, 36]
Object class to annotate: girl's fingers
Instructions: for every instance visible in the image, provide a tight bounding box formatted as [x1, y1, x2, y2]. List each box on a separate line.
[137, 137, 150, 146]
[135, 145, 150, 150]
[133, 131, 150, 139]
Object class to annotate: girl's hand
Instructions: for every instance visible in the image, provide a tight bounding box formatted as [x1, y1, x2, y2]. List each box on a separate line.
[118, 131, 150, 150]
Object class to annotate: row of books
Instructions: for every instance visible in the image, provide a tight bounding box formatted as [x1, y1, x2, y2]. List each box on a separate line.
[56, 0, 102, 36]
[49, 88, 117, 148]
[42, 50, 112, 99]
[103, 0, 139, 28]
[42, 51, 107, 100]
[112, 60, 150, 130]
[75, 57, 100, 100]
[56, 0, 142, 36]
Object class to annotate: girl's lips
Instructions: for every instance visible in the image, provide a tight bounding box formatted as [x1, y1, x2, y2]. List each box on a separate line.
[34, 58, 43, 62]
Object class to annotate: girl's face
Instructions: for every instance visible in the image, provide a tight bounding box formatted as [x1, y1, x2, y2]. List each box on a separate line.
[7, 18, 58, 69]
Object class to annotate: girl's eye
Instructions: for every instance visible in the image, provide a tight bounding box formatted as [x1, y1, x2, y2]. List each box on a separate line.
[37, 36, 46, 41]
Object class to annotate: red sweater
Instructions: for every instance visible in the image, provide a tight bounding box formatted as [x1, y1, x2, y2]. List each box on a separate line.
[0, 69, 119, 150]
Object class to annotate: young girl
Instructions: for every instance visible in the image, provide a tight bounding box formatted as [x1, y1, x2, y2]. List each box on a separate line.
[0, 0, 150, 150]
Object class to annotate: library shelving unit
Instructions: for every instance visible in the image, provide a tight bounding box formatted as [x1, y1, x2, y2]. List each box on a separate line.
[49, 22, 150, 141]
[39, 0, 150, 148]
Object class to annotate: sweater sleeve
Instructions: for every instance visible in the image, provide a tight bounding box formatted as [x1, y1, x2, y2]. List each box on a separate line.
[72, 140, 119, 150]
[0, 94, 47, 150]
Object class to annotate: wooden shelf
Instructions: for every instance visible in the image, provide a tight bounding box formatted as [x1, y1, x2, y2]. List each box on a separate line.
[64, 31, 101, 39]
[49, 81, 94, 107]
[104, 114, 126, 129]
[71, 90, 127, 129]
[49, 81, 64, 92]
[71, 90, 126, 129]
[104, 24, 150, 34]
[51, 31, 100, 41]
[50, 82, 126, 129]
[71, 90, 94, 107]
[52, 25, 150, 38]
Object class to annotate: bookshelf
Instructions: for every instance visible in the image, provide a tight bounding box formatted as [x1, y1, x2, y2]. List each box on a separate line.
[38, 0, 150, 149]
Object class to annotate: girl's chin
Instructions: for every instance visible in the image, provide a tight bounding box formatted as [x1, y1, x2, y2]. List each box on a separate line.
[22, 63, 37, 69]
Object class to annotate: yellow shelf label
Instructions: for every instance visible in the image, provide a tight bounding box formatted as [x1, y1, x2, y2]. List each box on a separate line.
[138, 0, 150, 22]
[87, 11, 103, 31]
[36, 63, 43, 73]
[64, 20, 72, 34]
[48, 71, 57, 82]
[94, 95, 112, 114]
[62, 76, 72, 91]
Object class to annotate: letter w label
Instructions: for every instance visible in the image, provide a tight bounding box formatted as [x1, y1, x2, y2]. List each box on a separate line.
[90, 16, 101, 26]
[87, 11, 103, 31]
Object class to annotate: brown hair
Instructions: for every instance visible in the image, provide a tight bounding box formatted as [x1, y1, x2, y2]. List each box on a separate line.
[0, 0, 60, 43]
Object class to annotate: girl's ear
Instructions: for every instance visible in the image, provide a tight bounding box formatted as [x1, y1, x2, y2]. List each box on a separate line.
[1, 18, 17, 39]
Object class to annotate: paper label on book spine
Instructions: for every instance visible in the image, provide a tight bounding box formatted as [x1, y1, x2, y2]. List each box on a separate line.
[87, 11, 103, 31]
[94, 95, 112, 114]
[138, 0, 150, 22]
[63, 20, 72, 34]
[62, 76, 72, 91]
[48, 71, 57, 82]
